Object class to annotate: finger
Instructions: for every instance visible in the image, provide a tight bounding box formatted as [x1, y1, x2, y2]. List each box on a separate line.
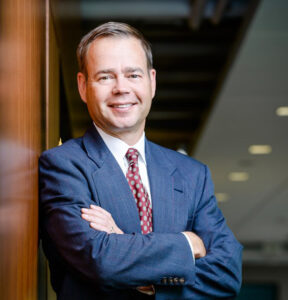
[81, 209, 110, 221]
[82, 210, 116, 228]
[81, 211, 104, 222]
[81, 213, 96, 222]
[82, 214, 112, 227]
[90, 205, 111, 217]
[82, 207, 122, 234]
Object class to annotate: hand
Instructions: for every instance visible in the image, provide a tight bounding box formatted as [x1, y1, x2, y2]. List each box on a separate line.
[81, 205, 123, 234]
[137, 285, 155, 295]
[184, 231, 206, 259]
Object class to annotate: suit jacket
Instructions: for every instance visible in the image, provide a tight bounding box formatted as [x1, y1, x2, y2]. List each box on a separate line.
[39, 126, 243, 300]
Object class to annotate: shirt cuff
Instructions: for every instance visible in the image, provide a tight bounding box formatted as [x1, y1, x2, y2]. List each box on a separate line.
[182, 232, 195, 264]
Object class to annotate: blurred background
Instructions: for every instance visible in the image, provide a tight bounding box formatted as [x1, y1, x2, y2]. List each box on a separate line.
[0, 0, 288, 299]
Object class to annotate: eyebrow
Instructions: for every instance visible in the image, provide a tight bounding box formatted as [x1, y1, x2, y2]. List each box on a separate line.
[124, 67, 144, 74]
[93, 67, 144, 77]
[94, 69, 114, 77]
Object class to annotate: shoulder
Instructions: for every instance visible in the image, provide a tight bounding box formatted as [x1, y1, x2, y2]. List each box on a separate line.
[147, 140, 207, 173]
[39, 137, 91, 172]
[40, 137, 84, 160]
[147, 141, 213, 194]
[38, 135, 100, 185]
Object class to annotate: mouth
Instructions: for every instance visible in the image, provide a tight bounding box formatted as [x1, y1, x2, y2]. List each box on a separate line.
[108, 102, 137, 111]
[111, 103, 133, 108]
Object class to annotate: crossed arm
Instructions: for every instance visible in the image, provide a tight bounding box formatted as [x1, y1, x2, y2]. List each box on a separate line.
[40, 151, 242, 298]
[81, 205, 207, 259]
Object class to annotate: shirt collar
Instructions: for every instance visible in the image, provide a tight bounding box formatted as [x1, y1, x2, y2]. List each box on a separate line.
[93, 123, 147, 165]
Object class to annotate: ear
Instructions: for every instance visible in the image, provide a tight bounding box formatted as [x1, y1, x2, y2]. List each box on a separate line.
[149, 68, 156, 99]
[77, 72, 87, 103]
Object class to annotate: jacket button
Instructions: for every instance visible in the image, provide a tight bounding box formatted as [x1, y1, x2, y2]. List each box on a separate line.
[173, 277, 179, 284]
[161, 277, 167, 284]
[179, 277, 185, 285]
[169, 277, 174, 285]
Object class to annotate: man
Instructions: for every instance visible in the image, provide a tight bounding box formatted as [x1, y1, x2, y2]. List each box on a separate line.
[39, 22, 242, 300]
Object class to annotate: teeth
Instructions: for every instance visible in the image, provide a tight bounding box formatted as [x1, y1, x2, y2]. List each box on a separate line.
[113, 104, 132, 108]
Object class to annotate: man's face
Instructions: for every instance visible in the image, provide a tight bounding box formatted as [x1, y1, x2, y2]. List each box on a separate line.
[77, 36, 156, 141]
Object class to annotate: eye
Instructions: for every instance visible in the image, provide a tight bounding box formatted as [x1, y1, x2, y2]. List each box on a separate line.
[99, 75, 112, 81]
[129, 73, 141, 79]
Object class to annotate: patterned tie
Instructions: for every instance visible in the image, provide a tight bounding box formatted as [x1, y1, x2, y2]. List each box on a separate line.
[125, 148, 152, 234]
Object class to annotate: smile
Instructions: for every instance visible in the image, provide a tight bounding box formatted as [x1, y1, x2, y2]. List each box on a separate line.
[108, 102, 137, 111]
[112, 103, 133, 108]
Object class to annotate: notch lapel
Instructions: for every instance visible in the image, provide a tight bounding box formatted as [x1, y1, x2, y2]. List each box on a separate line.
[146, 141, 184, 233]
[83, 127, 141, 233]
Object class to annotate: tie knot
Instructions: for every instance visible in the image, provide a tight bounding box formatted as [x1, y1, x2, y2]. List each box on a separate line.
[125, 148, 139, 163]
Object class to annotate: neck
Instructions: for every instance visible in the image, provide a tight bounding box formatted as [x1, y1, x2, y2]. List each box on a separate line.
[114, 130, 143, 146]
[94, 123, 144, 146]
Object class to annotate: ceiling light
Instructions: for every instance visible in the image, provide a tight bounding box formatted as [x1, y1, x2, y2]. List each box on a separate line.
[248, 145, 272, 154]
[215, 193, 229, 203]
[276, 106, 288, 116]
[177, 148, 188, 155]
[228, 172, 249, 182]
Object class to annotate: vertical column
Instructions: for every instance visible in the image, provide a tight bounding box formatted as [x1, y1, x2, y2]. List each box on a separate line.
[0, 0, 44, 299]
[44, 1, 60, 299]
[45, 0, 60, 150]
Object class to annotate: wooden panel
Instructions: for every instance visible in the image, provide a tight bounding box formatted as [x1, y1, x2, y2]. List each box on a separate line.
[46, 0, 60, 150]
[45, 1, 60, 299]
[0, 0, 44, 299]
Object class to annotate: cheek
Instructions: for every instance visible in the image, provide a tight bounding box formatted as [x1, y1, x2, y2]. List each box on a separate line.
[87, 87, 106, 105]
[144, 82, 154, 98]
[135, 85, 152, 100]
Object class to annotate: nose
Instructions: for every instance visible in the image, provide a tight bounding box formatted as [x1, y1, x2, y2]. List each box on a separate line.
[112, 76, 130, 95]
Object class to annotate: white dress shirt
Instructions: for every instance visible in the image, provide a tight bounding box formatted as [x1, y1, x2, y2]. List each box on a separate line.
[94, 124, 194, 262]
[94, 124, 152, 203]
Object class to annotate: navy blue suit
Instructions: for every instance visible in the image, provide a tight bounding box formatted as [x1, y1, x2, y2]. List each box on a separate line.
[39, 126, 242, 299]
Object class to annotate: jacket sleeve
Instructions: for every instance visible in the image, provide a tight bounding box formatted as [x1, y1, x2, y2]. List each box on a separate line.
[184, 165, 243, 299]
[39, 151, 195, 291]
[39, 149, 242, 298]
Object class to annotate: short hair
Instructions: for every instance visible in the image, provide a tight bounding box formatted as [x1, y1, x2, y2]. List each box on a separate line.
[77, 22, 153, 77]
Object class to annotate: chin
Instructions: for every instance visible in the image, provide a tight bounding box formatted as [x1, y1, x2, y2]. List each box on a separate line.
[112, 120, 138, 129]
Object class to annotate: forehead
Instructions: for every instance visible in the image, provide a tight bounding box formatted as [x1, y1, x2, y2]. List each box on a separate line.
[86, 36, 147, 69]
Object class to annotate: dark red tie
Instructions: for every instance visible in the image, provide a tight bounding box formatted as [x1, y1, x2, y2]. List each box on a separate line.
[126, 148, 152, 234]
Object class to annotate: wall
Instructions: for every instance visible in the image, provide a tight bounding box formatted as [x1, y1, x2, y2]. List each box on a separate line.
[0, 0, 58, 299]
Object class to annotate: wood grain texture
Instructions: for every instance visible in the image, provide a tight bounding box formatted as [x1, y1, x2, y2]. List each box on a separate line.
[46, 0, 60, 150]
[45, 1, 59, 299]
[0, 0, 44, 299]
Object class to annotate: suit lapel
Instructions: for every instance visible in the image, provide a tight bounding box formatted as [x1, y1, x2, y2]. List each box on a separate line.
[146, 141, 184, 233]
[83, 127, 141, 234]
[83, 127, 186, 234]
